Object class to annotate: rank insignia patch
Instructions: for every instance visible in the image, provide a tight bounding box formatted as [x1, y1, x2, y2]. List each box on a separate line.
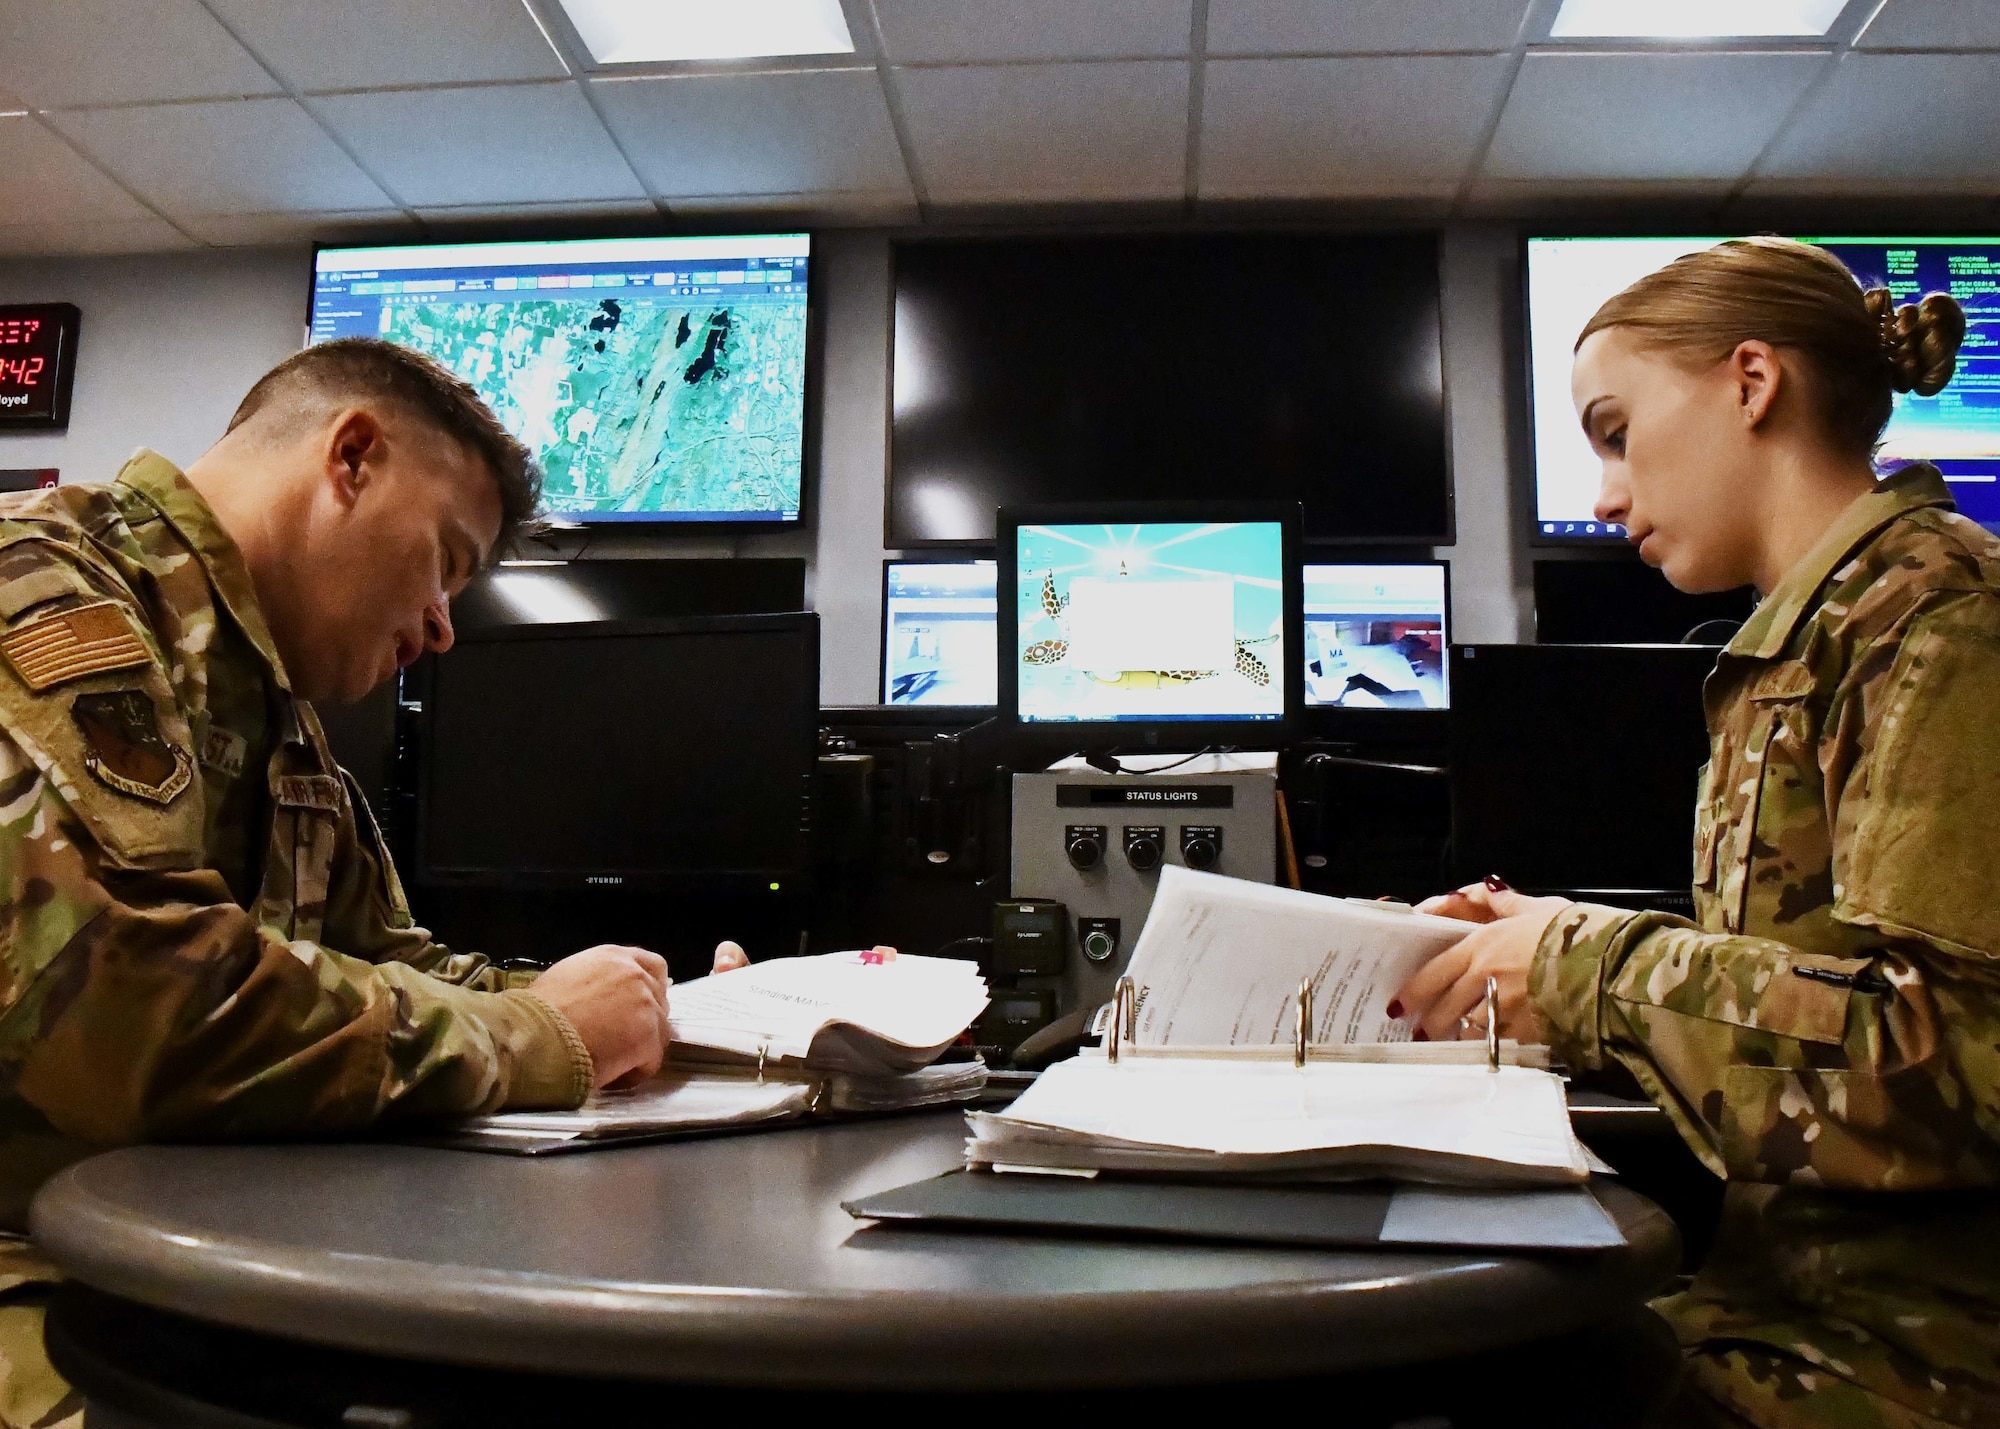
[0, 601, 152, 691]
[72, 690, 193, 804]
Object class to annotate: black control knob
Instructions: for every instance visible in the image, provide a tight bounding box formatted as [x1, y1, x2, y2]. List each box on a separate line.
[1065, 825, 1105, 871]
[1124, 826, 1164, 872]
[1180, 826, 1222, 871]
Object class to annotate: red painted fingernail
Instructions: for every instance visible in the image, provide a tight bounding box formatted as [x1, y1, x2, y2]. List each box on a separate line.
[1485, 874, 1511, 892]
[1386, 1000, 1405, 1019]
[1414, 1028, 1430, 1042]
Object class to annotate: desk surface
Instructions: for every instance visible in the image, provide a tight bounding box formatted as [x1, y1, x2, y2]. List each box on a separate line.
[33, 1112, 1680, 1390]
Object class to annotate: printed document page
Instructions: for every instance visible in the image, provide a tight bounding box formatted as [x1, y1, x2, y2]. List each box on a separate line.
[667, 951, 989, 1070]
[1123, 867, 1471, 1046]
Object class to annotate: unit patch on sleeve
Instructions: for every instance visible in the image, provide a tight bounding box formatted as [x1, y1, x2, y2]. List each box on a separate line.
[0, 601, 153, 691]
[71, 689, 193, 804]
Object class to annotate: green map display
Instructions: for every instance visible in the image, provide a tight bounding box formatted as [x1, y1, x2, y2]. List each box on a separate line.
[382, 294, 807, 520]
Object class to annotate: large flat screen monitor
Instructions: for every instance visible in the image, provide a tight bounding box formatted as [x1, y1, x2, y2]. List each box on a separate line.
[1303, 561, 1449, 710]
[892, 234, 1448, 546]
[1527, 235, 2000, 540]
[1450, 643, 1715, 898]
[311, 234, 814, 527]
[998, 504, 1303, 750]
[417, 614, 818, 892]
[881, 559, 997, 706]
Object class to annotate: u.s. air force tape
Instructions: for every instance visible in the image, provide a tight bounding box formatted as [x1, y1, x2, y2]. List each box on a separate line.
[0, 600, 152, 691]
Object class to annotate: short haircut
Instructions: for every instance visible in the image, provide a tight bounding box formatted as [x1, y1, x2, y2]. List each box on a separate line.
[228, 337, 543, 558]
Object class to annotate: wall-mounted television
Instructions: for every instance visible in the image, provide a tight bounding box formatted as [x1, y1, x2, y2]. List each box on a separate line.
[1527, 235, 2000, 541]
[311, 234, 814, 528]
[891, 234, 1449, 547]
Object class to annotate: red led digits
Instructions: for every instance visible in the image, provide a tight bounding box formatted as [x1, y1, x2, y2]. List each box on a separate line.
[0, 303, 79, 427]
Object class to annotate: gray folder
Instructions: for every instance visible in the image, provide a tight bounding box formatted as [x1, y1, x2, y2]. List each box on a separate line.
[846, 1169, 1627, 1252]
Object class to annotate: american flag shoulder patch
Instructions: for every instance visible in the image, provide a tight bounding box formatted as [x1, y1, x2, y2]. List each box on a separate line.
[0, 601, 154, 692]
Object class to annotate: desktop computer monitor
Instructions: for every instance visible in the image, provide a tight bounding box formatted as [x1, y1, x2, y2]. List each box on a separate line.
[1450, 642, 1715, 898]
[417, 613, 818, 893]
[996, 503, 1303, 750]
[881, 560, 998, 706]
[1303, 562, 1449, 710]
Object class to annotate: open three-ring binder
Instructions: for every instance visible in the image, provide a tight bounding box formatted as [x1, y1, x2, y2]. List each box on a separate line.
[846, 872, 1628, 1252]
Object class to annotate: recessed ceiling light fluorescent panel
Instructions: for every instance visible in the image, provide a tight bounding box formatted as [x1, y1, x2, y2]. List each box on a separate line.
[1551, 0, 1847, 38]
[558, 0, 855, 64]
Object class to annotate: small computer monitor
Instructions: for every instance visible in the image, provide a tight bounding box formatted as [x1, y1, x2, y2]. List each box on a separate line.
[881, 560, 997, 706]
[1303, 562, 1449, 710]
[417, 614, 818, 892]
[997, 503, 1303, 750]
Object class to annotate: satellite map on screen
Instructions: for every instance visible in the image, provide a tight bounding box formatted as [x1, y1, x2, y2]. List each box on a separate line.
[311, 235, 811, 524]
[381, 295, 807, 520]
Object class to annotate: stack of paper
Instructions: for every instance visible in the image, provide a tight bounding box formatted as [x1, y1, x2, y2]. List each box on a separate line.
[967, 1057, 1595, 1187]
[667, 950, 990, 1075]
[433, 951, 991, 1155]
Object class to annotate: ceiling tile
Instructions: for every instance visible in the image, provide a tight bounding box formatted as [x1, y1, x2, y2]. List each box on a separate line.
[873, 0, 1190, 63]
[175, 210, 419, 247]
[1207, 0, 1533, 55]
[414, 199, 658, 223]
[666, 191, 923, 227]
[1200, 56, 1512, 199]
[203, 0, 569, 90]
[1755, 52, 2000, 190]
[589, 69, 911, 199]
[0, 0, 278, 107]
[897, 61, 1188, 202]
[0, 216, 196, 258]
[46, 99, 397, 220]
[313, 83, 643, 207]
[1483, 51, 1827, 182]
[1856, 0, 2000, 50]
[0, 114, 164, 225]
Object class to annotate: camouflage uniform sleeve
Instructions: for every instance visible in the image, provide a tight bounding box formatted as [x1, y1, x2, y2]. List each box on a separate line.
[0, 719, 592, 1146]
[1530, 594, 2000, 1192]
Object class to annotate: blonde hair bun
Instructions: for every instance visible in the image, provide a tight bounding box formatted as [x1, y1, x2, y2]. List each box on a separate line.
[1865, 288, 1966, 398]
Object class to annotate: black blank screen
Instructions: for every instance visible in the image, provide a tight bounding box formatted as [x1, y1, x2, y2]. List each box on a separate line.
[1450, 644, 1716, 893]
[420, 622, 816, 884]
[890, 234, 1448, 545]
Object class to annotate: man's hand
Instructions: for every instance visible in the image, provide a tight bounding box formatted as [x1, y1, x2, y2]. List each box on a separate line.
[529, 945, 671, 1089]
[712, 940, 750, 973]
[1392, 884, 1573, 1043]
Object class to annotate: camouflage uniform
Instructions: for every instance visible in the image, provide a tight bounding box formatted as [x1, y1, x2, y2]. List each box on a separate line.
[1530, 465, 2000, 1428]
[0, 452, 594, 1421]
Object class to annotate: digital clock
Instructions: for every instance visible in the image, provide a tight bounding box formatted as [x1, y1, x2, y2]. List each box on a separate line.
[0, 303, 80, 431]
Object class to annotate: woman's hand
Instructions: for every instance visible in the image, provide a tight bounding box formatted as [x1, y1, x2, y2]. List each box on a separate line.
[1393, 884, 1573, 1042]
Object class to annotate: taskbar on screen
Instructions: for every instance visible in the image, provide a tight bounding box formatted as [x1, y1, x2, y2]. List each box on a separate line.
[1020, 712, 1284, 724]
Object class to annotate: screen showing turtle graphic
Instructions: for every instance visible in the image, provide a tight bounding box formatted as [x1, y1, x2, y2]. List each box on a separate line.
[1013, 522, 1286, 724]
[311, 234, 810, 525]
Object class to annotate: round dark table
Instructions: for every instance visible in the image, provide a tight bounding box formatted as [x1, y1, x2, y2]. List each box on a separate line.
[31, 1110, 1679, 1394]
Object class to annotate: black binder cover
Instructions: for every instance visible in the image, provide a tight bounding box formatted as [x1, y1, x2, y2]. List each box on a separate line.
[846, 1170, 1626, 1252]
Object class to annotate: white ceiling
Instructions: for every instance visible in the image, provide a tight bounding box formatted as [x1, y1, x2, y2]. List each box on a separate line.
[0, 0, 1995, 257]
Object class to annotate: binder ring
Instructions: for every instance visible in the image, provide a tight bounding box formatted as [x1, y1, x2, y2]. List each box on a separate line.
[1485, 976, 1500, 1072]
[1109, 977, 1136, 1064]
[1295, 975, 1313, 1068]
